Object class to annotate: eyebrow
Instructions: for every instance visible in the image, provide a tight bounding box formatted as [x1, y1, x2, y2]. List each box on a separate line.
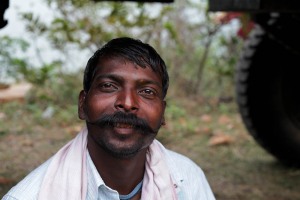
[94, 74, 124, 83]
[93, 73, 162, 88]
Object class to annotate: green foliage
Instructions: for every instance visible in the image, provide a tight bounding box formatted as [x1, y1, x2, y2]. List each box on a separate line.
[22, 13, 47, 35]
[164, 22, 177, 41]
[1, 0, 244, 104]
[0, 35, 63, 85]
[166, 103, 186, 120]
[0, 36, 29, 83]
[26, 72, 82, 108]
[0, 72, 84, 128]
[18, 61, 62, 85]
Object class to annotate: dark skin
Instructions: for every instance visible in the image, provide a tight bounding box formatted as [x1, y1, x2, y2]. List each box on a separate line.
[78, 57, 166, 199]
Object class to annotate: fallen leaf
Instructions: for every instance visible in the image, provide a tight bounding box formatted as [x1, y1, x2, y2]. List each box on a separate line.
[0, 177, 14, 185]
[0, 112, 6, 120]
[66, 125, 83, 136]
[200, 114, 212, 122]
[22, 138, 34, 147]
[218, 115, 231, 124]
[195, 127, 212, 135]
[179, 117, 187, 126]
[208, 134, 234, 146]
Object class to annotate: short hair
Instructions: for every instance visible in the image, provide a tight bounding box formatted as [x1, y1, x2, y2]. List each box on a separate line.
[83, 37, 169, 98]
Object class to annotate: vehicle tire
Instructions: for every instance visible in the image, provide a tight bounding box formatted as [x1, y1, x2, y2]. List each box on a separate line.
[235, 19, 300, 167]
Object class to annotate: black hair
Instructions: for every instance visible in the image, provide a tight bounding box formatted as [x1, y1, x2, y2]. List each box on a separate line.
[83, 37, 169, 98]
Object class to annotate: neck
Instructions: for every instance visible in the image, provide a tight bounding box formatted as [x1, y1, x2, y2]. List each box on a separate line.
[87, 134, 147, 195]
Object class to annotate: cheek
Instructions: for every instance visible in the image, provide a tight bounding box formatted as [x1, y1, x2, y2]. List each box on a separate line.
[85, 94, 115, 120]
[143, 103, 165, 126]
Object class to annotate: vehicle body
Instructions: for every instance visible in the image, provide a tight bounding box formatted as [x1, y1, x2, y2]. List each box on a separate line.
[0, 0, 9, 29]
[209, 0, 300, 166]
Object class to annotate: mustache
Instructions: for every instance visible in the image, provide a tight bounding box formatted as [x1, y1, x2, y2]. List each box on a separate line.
[87, 111, 157, 134]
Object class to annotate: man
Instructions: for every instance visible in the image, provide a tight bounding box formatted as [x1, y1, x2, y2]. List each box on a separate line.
[2, 37, 215, 200]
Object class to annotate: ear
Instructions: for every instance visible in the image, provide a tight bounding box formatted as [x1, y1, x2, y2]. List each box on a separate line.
[78, 90, 87, 120]
[161, 100, 167, 126]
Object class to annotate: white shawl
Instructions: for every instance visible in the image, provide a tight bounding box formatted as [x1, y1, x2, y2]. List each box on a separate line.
[38, 127, 177, 200]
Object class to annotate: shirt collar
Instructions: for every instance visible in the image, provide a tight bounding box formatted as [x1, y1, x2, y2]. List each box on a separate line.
[87, 151, 105, 188]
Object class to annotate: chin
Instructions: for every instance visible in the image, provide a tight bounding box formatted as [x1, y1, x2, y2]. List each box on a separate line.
[101, 137, 153, 159]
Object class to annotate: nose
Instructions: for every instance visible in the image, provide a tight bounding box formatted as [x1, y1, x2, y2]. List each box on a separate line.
[114, 89, 139, 113]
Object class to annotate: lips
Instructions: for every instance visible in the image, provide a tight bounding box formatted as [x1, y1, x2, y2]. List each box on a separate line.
[114, 123, 134, 129]
[113, 123, 136, 135]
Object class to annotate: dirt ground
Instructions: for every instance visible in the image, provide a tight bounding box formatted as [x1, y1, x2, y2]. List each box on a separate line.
[1, 101, 300, 199]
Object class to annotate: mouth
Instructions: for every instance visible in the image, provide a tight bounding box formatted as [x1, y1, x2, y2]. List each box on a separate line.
[114, 123, 134, 129]
[112, 123, 136, 135]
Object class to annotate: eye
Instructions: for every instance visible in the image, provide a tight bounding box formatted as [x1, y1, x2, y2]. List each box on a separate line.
[99, 82, 118, 92]
[139, 88, 156, 98]
[102, 83, 113, 88]
[143, 89, 154, 94]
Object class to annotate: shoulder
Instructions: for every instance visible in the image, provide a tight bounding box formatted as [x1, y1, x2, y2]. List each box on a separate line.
[2, 158, 52, 200]
[161, 145, 216, 200]
[163, 148, 205, 179]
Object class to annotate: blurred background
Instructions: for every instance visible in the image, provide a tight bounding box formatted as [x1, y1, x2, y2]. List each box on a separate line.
[0, 0, 300, 199]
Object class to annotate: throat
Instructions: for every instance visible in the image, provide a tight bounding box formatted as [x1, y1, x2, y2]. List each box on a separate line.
[119, 180, 143, 200]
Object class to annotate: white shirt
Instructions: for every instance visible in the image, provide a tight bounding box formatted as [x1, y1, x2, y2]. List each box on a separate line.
[2, 147, 215, 200]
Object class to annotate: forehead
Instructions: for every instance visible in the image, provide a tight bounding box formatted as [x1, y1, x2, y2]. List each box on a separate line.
[93, 57, 162, 85]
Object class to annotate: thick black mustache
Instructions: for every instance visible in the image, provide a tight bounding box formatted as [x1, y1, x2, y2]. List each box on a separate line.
[87, 111, 156, 134]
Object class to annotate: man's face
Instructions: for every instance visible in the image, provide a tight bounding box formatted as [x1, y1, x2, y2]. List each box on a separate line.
[79, 57, 166, 158]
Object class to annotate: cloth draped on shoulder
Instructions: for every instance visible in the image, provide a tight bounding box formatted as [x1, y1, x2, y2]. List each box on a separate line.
[38, 127, 177, 200]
